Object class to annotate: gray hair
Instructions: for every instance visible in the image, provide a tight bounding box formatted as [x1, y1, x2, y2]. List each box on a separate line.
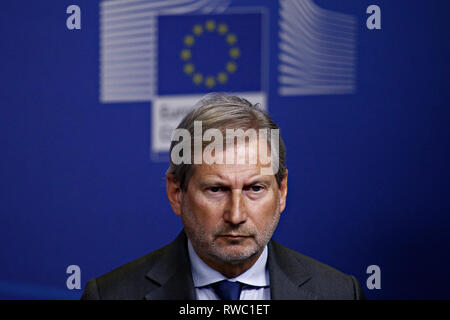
[166, 93, 287, 191]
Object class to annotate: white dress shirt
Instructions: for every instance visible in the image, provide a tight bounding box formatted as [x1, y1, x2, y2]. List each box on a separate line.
[187, 240, 271, 300]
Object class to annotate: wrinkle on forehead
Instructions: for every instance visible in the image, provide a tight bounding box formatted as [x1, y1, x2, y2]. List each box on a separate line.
[194, 139, 273, 167]
[192, 162, 275, 188]
[189, 140, 276, 188]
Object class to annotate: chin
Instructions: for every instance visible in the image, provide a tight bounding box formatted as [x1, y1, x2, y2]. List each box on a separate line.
[210, 245, 259, 264]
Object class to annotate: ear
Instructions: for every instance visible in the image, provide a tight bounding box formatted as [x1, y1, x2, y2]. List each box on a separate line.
[166, 174, 183, 216]
[279, 170, 288, 214]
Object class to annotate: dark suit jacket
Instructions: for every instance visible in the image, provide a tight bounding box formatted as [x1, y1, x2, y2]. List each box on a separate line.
[81, 231, 365, 300]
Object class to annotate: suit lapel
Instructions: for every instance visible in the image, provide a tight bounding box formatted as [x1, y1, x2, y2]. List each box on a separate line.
[143, 234, 318, 300]
[144, 231, 196, 300]
[268, 240, 319, 300]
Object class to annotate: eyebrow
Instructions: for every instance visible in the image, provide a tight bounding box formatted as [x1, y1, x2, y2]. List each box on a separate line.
[197, 176, 273, 188]
[245, 177, 273, 186]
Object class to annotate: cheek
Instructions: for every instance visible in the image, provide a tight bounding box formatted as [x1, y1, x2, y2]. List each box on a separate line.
[184, 192, 225, 223]
[247, 192, 280, 222]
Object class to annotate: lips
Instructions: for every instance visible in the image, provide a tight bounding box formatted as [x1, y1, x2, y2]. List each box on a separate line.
[218, 234, 250, 239]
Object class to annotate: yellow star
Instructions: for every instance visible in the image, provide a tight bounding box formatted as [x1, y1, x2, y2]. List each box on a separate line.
[217, 72, 228, 84]
[184, 35, 195, 46]
[180, 49, 191, 60]
[229, 48, 240, 59]
[226, 34, 237, 45]
[184, 63, 195, 75]
[205, 20, 216, 32]
[226, 61, 237, 73]
[193, 73, 203, 85]
[217, 24, 228, 35]
[205, 76, 216, 88]
[193, 24, 203, 36]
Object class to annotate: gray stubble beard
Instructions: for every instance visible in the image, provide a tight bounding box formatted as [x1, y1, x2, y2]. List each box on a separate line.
[181, 204, 280, 265]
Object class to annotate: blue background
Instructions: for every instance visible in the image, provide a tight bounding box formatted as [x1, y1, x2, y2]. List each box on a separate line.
[1, 0, 449, 299]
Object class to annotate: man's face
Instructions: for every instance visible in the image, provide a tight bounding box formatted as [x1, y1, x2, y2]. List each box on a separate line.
[167, 144, 288, 265]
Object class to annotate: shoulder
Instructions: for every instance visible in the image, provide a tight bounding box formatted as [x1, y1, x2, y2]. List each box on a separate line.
[81, 242, 172, 300]
[271, 240, 349, 279]
[269, 240, 365, 300]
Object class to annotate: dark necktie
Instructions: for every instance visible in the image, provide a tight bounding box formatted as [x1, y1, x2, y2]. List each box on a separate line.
[211, 280, 242, 300]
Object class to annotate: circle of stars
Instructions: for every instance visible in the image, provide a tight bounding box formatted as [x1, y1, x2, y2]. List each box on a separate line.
[180, 20, 241, 88]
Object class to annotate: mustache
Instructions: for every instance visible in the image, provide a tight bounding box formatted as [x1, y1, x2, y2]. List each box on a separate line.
[214, 225, 256, 237]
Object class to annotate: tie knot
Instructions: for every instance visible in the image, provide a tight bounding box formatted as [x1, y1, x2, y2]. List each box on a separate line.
[211, 280, 242, 300]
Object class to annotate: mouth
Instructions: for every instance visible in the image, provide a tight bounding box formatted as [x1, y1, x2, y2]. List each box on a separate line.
[217, 234, 251, 241]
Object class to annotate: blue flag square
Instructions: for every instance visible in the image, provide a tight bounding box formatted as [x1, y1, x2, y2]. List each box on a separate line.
[157, 12, 263, 95]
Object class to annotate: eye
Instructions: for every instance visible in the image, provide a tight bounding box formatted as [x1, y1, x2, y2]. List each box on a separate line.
[246, 185, 264, 192]
[209, 187, 221, 193]
[208, 186, 228, 193]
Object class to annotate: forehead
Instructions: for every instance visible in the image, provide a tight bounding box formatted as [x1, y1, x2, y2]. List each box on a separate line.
[197, 137, 274, 165]
[185, 133, 281, 188]
[195, 161, 259, 177]
[199, 139, 273, 174]
[190, 161, 276, 186]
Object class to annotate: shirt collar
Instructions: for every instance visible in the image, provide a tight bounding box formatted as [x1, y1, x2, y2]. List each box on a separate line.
[187, 239, 269, 288]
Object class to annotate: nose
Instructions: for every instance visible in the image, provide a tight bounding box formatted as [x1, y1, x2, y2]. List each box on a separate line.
[223, 190, 247, 225]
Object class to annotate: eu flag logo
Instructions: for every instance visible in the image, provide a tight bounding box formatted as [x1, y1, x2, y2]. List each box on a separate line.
[157, 13, 263, 95]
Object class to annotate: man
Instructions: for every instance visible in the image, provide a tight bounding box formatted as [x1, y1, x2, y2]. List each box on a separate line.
[81, 93, 365, 300]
